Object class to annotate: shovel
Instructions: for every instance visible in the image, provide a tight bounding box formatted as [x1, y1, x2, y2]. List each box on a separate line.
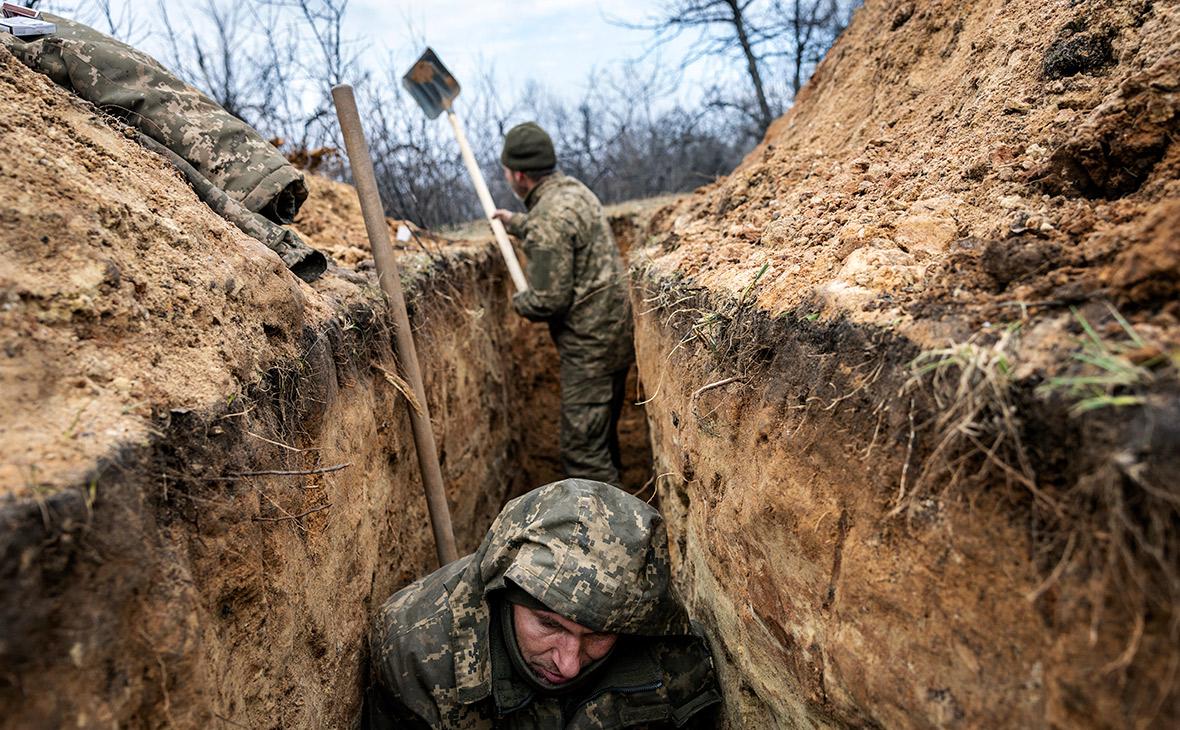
[402, 48, 529, 293]
[332, 84, 458, 567]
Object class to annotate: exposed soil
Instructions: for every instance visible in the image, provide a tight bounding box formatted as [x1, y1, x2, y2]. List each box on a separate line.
[647, 0, 1178, 341]
[0, 45, 650, 728]
[5, 0, 1179, 727]
[630, 0, 1180, 727]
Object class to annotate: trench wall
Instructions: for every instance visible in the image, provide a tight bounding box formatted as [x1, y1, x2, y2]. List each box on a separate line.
[0, 178, 655, 730]
[631, 271, 1178, 728]
[0, 250, 545, 728]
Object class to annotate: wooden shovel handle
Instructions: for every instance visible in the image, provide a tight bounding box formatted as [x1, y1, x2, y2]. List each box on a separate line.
[446, 111, 529, 293]
[332, 84, 459, 567]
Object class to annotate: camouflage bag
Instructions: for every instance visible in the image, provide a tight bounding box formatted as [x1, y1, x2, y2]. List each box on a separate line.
[135, 134, 326, 282]
[7, 13, 306, 222]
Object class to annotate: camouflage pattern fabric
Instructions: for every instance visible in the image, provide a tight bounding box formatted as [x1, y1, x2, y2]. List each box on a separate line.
[369, 480, 721, 729]
[5, 13, 306, 224]
[560, 370, 627, 484]
[505, 174, 634, 483]
[134, 134, 326, 282]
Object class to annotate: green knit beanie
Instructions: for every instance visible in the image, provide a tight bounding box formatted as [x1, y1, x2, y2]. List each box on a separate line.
[500, 122, 557, 172]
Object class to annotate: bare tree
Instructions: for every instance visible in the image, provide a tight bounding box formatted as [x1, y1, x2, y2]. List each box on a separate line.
[618, 0, 779, 133]
[615, 1, 860, 133]
[769, 0, 850, 95]
[22, 0, 800, 227]
[30, 0, 150, 43]
[256, 0, 360, 87]
[158, 1, 261, 121]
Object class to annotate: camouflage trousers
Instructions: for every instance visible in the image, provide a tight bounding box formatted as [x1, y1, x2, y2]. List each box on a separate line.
[559, 366, 629, 485]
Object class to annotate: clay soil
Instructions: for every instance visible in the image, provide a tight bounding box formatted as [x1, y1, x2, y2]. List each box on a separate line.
[631, 0, 1179, 727]
[649, 0, 1178, 343]
[0, 44, 650, 727]
[4, 0, 1179, 727]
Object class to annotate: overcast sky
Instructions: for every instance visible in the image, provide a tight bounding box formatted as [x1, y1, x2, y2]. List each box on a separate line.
[56, 1, 714, 105]
[358, 0, 693, 90]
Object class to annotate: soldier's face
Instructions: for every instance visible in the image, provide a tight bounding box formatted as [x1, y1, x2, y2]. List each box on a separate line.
[512, 604, 617, 684]
[503, 167, 530, 201]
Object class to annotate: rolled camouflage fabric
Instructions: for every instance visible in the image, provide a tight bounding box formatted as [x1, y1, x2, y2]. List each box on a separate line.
[135, 134, 327, 283]
[6, 13, 307, 224]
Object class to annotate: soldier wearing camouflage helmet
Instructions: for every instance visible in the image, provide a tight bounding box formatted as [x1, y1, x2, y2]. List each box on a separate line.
[492, 125, 634, 485]
[364, 479, 721, 729]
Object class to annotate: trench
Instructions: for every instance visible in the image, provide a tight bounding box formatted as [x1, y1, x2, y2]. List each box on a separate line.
[4, 192, 1177, 728]
[0, 207, 657, 730]
[5, 192, 1178, 729]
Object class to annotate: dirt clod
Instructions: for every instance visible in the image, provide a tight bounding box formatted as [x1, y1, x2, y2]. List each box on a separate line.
[1038, 56, 1180, 198]
[981, 236, 1062, 289]
[1042, 29, 1115, 80]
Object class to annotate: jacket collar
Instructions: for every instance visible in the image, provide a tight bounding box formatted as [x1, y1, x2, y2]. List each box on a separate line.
[523, 172, 564, 211]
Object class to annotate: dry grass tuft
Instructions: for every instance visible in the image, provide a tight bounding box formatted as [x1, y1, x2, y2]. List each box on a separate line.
[900, 306, 1180, 712]
[890, 325, 1052, 517]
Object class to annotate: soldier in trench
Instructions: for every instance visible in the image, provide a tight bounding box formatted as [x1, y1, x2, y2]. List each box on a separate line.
[492, 124, 634, 486]
[364, 479, 721, 729]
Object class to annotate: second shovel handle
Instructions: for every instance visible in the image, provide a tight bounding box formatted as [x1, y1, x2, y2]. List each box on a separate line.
[446, 111, 529, 293]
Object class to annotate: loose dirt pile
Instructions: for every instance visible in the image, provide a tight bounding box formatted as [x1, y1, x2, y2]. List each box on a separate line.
[632, 0, 1178, 726]
[649, 0, 1177, 337]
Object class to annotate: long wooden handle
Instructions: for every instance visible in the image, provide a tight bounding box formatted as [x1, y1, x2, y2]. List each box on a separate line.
[331, 84, 458, 567]
[446, 110, 529, 293]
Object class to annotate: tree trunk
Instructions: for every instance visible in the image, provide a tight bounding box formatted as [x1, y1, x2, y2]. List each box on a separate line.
[792, 0, 805, 94]
[726, 0, 774, 132]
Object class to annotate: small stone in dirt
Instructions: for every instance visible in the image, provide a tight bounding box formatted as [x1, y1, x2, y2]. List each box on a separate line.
[101, 260, 121, 289]
[891, 2, 915, 30]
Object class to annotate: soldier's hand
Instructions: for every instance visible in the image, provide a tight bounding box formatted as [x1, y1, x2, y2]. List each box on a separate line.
[492, 209, 515, 224]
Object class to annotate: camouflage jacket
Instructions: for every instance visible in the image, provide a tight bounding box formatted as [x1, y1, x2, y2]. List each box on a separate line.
[506, 175, 633, 378]
[369, 480, 721, 729]
[4, 13, 305, 224]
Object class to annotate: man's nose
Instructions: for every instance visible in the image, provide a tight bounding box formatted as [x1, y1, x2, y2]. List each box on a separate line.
[552, 639, 581, 678]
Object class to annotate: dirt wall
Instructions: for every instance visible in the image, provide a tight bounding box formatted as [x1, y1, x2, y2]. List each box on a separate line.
[630, 0, 1179, 726]
[633, 289, 1177, 727]
[0, 251, 533, 728]
[0, 47, 548, 727]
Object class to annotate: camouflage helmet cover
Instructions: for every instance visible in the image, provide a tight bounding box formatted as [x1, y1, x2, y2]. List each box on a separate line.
[447, 479, 690, 703]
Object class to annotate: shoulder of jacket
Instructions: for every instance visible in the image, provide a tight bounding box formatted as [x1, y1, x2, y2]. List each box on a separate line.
[380, 557, 470, 642]
[533, 183, 596, 225]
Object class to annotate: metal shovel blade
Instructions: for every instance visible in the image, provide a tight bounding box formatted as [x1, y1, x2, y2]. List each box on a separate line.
[402, 48, 460, 119]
